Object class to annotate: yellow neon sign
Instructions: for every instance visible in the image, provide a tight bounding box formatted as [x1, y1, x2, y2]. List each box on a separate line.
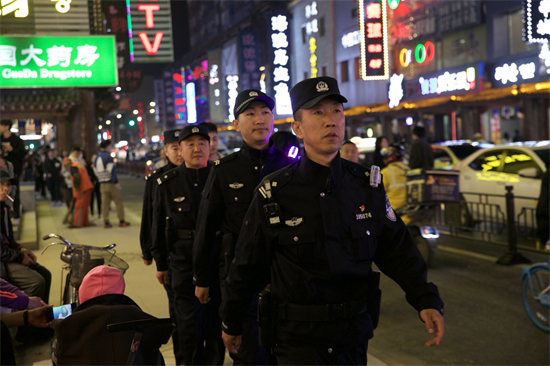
[52, 0, 71, 14]
[1, 0, 29, 17]
[309, 37, 317, 78]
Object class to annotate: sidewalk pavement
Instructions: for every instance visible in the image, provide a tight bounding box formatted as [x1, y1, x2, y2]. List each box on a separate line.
[16, 191, 386, 366]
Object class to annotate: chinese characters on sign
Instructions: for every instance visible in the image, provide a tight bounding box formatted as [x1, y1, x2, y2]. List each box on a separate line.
[163, 69, 175, 127]
[1, 0, 28, 17]
[103, 0, 130, 70]
[172, 69, 186, 125]
[238, 31, 261, 91]
[129, 0, 174, 63]
[359, 0, 389, 80]
[271, 14, 292, 116]
[0, 36, 117, 88]
[523, 0, 550, 44]
[305, 1, 318, 77]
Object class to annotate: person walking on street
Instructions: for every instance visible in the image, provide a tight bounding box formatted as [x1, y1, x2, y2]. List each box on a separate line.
[68, 151, 94, 228]
[152, 125, 225, 365]
[340, 140, 359, 163]
[93, 140, 130, 228]
[512, 129, 524, 142]
[34, 148, 47, 199]
[0, 119, 26, 218]
[44, 148, 63, 207]
[220, 77, 444, 365]
[140, 129, 184, 364]
[193, 89, 294, 365]
[408, 125, 434, 170]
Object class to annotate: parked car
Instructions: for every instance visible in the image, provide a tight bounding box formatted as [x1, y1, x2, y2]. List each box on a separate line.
[431, 140, 493, 170]
[456, 141, 550, 226]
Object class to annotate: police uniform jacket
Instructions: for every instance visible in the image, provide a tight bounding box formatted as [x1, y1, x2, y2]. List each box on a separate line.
[193, 141, 294, 287]
[151, 163, 211, 272]
[140, 161, 176, 261]
[221, 153, 443, 349]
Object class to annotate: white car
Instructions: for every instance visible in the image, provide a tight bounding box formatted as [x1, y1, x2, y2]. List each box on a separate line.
[457, 141, 549, 225]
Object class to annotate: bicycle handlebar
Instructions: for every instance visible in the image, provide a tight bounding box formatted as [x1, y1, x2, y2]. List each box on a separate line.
[41, 233, 116, 254]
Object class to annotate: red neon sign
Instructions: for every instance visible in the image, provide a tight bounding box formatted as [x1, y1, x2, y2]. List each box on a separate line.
[139, 32, 164, 55]
[366, 3, 381, 19]
[137, 4, 160, 28]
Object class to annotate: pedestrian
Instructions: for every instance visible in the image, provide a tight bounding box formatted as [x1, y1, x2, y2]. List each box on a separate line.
[340, 140, 359, 163]
[44, 148, 63, 207]
[219, 77, 444, 365]
[93, 140, 130, 228]
[139, 129, 184, 364]
[151, 124, 225, 365]
[60, 158, 74, 224]
[512, 129, 523, 142]
[33, 147, 47, 199]
[0, 119, 26, 219]
[373, 136, 389, 168]
[68, 151, 94, 228]
[501, 132, 511, 144]
[89, 154, 102, 219]
[154, 149, 168, 170]
[380, 144, 409, 212]
[22, 154, 35, 182]
[408, 124, 434, 170]
[201, 122, 224, 161]
[193, 89, 294, 365]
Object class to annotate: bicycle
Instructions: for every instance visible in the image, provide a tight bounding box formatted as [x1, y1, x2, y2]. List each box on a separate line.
[41, 233, 129, 305]
[521, 262, 550, 332]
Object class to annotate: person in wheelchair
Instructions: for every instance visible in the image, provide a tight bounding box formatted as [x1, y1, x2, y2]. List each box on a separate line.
[380, 144, 410, 223]
[52, 266, 170, 365]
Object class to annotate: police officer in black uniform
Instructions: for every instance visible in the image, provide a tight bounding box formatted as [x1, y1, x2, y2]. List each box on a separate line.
[193, 90, 295, 365]
[220, 77, 445, 365]
[151, 124, 224, 365]
[140, 128, 184, 364]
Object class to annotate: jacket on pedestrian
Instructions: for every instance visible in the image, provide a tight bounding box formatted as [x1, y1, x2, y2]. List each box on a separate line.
[70, 162, 94, 198]
[193, 141, 294, 287]
[221, 153, 443, 349]
[1, 134, 26, 176]
[93, 150, 119, 184]
[381, 161, 409, 211]
[408, 138, 434, 170]
[44, 157, 62, 180]
[0, 278, 29, 310]
[53, 294, 167, 365]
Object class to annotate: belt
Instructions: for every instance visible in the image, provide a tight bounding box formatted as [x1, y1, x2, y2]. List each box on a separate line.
[176, 229, 195, 240]
[277, 298, 367, 322]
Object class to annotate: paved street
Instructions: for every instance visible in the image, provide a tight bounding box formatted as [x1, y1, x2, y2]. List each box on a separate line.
[17, 174, 549, 365]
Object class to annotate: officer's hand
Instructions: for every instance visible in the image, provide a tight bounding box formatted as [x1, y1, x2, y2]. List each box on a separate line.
[420, 309, 444, 347]
[143, 259, 153, 266]
[156, 271, 169, 285]
[222, 331, 241, 354]
[195, 286, 210, 304]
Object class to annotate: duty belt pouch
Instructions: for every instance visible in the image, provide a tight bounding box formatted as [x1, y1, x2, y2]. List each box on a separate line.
[257, 286, 276, 350]
[366, 270, 382, 330]
[222, 233, 234, 278]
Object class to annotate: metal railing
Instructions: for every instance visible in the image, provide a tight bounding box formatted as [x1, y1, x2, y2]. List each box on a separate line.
[116, 162, 146, 177]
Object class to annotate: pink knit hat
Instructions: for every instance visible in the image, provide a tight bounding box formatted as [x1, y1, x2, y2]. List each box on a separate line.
[79, 265, 125, 304]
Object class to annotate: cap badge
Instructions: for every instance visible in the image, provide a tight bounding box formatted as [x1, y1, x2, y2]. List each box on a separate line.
[192, 127, 199, 133]
[249, 91, 258, 97]
[174, 131, 179, 137]
[316, 81, 329, 92]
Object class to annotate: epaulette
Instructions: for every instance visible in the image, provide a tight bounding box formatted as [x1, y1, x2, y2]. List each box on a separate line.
[257, 165, 295, 199]
[156, 169, 178, 185]
[144, 170, 156, 181]
[347, 163, 381, 187]
[213, 152, 238, 167]
[347, 161, 370, 179]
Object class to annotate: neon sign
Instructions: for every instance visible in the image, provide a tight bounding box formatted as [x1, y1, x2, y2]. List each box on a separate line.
[128, 0, 174, 63]
[186, 82, 197, 124]
[494, 62, 536, 85]
[342, 30, 360, 49]
[418, 67, 476, 96]
[271, 14, 292, 115]
[227, 75, 238, 121]
[399, 42, 435, 67]
[523, 0, 550, 44]
[305, 1, 318, 77]
[388, 73, 404, 108]
[359, 0, 389, 80]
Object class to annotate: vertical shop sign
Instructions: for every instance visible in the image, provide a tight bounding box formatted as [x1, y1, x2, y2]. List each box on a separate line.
[238, 31, 261, 91]
[172, 68, 186, 125]
[271, 14, 292, 115]
[163, 69, 175, 127]
[153, 78, 165, 126]
[523, 0, 550, 44]
[207, 49, 224, 123]
[305, 1, 319, 77]
[128, 0, 174, 63]
[359, 0, 389, 80]
[490, 111, 501, 144]
[102, 1, 130, 70]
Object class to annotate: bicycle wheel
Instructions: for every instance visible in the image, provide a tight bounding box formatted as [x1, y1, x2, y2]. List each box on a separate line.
[522, 265, 550, 332]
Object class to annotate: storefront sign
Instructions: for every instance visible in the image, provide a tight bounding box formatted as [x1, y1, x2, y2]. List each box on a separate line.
[491, 55, 547, 87]
[128, 0, 174, 63]
[207, 49, 224, 123]
[399, 42, 434, 67]
[227, 75, 239, 121]
[387, 62, 484, 108]
[173, 69, 186, 125]
[523, 0, 550, 44]
[359, 0, 389, 80]
[103, 0, 130, 70]
[271, 14, 292, 115]
[239, 31, 261, 91]
[342, 30, 360, 49]
[162, 68, 175, 127]
[0, 35, 117, 88]
[153, 78, 166, 126]
[305, 1, 319, 77]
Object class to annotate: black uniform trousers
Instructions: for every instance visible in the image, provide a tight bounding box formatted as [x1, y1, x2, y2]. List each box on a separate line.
[164, 265, 184, 365]
[170, 244, 224, 365]
[274, 340, 367, 365]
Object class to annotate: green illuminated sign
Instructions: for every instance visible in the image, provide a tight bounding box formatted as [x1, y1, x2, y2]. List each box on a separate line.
[0, 35, 118, 88]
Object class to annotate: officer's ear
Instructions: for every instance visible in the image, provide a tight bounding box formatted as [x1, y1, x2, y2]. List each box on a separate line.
[291, 121, 304, 139]
[232, 118, 240, 132]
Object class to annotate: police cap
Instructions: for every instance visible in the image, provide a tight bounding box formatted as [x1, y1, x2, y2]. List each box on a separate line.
[233, 89, 275, 119]
[289, 76, 348, 115]
[178, 124, 210, 143]
[163, 129, 182, 144]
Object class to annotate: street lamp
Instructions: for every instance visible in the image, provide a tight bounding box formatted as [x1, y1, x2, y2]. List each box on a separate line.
[116, 114, 122, 119]
[137, 116, 143, 122]
[98, 125, 103, 130]
[149, 108, 155, 114]
[106, 120, 111, 125]
[115, 86, 121, 91]
[133, 109, 139, 115]
[150, 101, 156, 107]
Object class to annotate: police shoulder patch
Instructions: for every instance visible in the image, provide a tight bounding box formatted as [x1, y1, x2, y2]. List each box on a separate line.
[213, 152, 238, 167]
[157, 169, 178, 185]
[385, 194, 396, 222]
